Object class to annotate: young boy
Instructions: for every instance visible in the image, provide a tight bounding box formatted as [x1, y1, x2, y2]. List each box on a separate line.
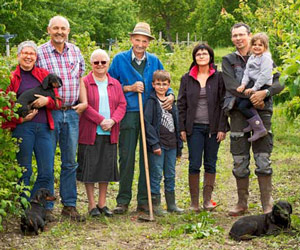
[144, 70, 183, 216]
[236, 33, 273, 142]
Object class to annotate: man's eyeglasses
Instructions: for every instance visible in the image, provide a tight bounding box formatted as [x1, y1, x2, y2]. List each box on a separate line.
[21, 52, 36, 57]
[93, 61, 107, 66]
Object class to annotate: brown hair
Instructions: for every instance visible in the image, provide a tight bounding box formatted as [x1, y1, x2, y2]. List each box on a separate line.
[152, 70, 171, 83]
[250, 33, 269, 51]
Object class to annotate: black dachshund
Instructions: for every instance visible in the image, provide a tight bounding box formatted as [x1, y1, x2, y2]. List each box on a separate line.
[20, 188, 56, 235]
[16, 73, 62, 117]
[229, 201, 292, 241]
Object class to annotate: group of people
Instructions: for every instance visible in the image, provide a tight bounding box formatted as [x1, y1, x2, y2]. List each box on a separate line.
[3, 15, 283, 222]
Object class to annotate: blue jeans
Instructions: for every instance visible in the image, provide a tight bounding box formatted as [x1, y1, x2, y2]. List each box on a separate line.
[51, 109, 79, 207]
[187, 124, 220, 174]
[148, 148, 177, 195]
[12, 122, 54, 209]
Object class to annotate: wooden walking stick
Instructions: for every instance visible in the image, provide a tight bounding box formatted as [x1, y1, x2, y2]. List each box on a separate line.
[138, 92, 154, 221]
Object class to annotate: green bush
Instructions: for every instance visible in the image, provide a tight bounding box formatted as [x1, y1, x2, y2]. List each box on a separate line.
[286, 96, 300, 121]
[0, 90, 30, 231]
[0, 50, 28, 231]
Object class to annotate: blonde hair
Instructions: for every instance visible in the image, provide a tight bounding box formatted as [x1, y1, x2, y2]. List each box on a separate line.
[250, 33, 269, 51]
[152, 70, 171, 83]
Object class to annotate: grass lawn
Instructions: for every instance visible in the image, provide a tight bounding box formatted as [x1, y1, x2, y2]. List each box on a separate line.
[0, 106, 299, 250]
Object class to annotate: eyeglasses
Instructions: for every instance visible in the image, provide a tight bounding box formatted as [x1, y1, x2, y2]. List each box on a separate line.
[93, 61, 107, 66]
[21, 51, 36, 57]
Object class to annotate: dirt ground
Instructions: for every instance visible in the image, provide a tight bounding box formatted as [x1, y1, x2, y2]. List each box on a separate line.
[0, 137, 300, 250]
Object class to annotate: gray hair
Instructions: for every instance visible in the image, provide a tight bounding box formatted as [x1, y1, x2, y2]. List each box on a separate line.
[90, 49, 110, 63]
[17, 41, 38, 55]
[48, 15, 70, 28]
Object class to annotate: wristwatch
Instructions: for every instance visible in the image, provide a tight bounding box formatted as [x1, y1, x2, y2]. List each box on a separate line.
[265, 89, 270, 97]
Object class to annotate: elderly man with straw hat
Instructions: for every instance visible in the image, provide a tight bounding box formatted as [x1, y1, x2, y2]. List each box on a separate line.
[109, 22, 174, 214]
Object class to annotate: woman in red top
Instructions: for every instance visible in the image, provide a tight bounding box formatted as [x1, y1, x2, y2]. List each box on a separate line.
[77, 49, 126, 217]
[3, 41, 61, 213]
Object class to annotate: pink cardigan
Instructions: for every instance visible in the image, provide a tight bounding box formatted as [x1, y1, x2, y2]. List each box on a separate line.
[79, 71, 126, 145]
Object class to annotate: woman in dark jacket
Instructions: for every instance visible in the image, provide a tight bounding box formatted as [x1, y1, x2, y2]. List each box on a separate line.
[177, 43, 227, 212]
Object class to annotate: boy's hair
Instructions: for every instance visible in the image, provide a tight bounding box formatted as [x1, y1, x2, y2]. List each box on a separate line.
[152, 70, 171, 83]
[250, 33, 269, 50]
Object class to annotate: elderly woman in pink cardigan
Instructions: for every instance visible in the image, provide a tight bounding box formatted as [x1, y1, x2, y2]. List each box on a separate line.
[77, 49, 126, 217]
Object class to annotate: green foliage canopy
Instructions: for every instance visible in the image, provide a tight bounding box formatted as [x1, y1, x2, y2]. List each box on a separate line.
[0, 0, 138, 48]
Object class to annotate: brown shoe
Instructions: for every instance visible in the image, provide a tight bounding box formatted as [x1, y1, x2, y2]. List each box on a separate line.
[61, 206, 86, 222]
[136, 204, 149, 212]
[45, 209, 57, 222]
[113, 204, 128, 214]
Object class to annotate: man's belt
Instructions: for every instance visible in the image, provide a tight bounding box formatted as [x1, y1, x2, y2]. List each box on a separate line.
[60, 106, 73, 111]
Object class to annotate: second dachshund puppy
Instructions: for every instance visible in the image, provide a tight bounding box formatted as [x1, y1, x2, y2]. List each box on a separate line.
[16, 73, 62, 117]
[229, 200, 292, 241]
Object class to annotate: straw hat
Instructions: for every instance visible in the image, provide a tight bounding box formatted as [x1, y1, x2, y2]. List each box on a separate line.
[129, 22, 155, 40]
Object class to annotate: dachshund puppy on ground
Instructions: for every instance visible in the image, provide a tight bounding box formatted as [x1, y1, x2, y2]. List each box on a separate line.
[20, 188, 56, 235]
[16, 73, 62, 117]
[229, 201, 292, 241]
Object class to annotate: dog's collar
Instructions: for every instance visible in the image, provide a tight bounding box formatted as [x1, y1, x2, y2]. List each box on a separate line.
[30, 200, 45, 207]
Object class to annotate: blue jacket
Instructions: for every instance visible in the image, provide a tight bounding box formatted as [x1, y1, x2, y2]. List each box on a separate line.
[108, 48, 164, 112]
[144, 91, 182, 157]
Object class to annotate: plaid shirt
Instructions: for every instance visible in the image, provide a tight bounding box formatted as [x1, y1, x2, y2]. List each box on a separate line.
[37, 41, 85, 105]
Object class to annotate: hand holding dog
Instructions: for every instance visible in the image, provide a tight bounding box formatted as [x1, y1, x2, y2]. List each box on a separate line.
[32, 94, 49, 108]
[22, 109, 38, 122]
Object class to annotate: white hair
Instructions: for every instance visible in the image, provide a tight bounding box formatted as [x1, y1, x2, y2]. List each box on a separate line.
[48, 16, 70, 28]
[90, 49, 110, 63]
[17, 41, 38, 55]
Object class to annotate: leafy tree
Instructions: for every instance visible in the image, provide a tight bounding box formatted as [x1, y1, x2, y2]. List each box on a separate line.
[189, 0, 232, 47]
[134, 0, 197, 42]
[0, 0, 22, 33]
[0, 0, 138, 50]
